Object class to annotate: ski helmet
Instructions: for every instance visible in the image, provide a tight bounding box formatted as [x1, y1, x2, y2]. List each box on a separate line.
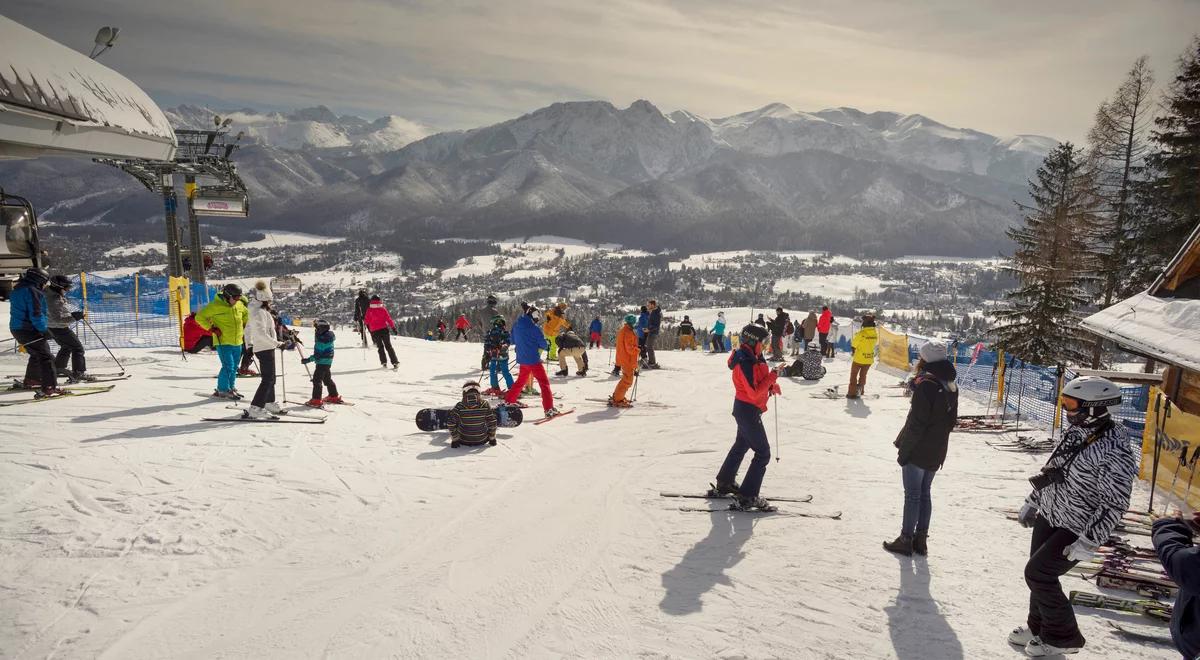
[313, 318, 331, 333]
[1060, 376, 1121, 426]
[741, 324, 768, 345]
[487, 294, 498, 305]
[624, 314, 637, 326]
[49, 274, 73, 291]
[462, 381, 481, 395]
[23, 267, 49, 287]
[370, 294, 381, 302]
[222, 283, 243, 299]
[492, 315, 505, 327]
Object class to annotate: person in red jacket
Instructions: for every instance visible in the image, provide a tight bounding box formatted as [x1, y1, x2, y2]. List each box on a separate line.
[183, 312, 215, 353]
[817, 305, 833, 355]
[712, 324, 782, 511]
[454, 313, 470, 341]
[363, 295, 399, 369]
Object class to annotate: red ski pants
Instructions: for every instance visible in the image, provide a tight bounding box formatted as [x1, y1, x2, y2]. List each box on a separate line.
[505, 362, 553, 411]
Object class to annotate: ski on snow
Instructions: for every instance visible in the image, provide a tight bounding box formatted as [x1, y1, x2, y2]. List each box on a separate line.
[532, 409, 575, 425]
[0, 384, 115, 406]
[1106, 620, 1173, 646]
[224, 404, 328, 421]
[660, 492, 814, 503]
[677, 505, 842, 520]
[1068, 590, 1171, 622]
[202, 416, 324, 424]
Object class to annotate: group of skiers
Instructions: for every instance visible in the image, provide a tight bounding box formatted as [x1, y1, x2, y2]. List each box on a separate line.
[6, 267, 95, 398]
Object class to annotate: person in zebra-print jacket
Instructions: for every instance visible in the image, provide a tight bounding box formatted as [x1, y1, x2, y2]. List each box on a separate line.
[1009, 376, 1139, 658]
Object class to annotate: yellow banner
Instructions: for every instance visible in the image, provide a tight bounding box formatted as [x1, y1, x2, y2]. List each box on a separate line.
[168, 276, 191, 349]
[1142, 387, 1200, 510]
[876, 325, 910, 371]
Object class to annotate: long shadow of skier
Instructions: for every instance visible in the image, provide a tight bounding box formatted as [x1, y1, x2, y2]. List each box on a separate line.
[659, 510, 755, 615]
[886, 555, 963, 659]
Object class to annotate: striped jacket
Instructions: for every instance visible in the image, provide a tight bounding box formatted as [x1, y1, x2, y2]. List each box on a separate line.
[448, 393, 496, 444]
[1027, 420, 1139, 546]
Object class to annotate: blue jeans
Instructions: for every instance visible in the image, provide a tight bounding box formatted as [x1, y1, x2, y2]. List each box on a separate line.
[901, 463, 936, 536]
[216, 344, 242, 392]
[716, 403, 771, 498]
[490, 358, 513, 389]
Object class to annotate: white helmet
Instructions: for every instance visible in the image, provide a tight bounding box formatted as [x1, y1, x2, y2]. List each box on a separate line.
[1061, 376, 1122, 408]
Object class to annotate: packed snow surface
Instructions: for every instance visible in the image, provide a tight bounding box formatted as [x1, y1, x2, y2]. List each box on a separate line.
[774, 274, 892, 299]
[0, 304, 1168, 659]
[232, 231, 346, 249]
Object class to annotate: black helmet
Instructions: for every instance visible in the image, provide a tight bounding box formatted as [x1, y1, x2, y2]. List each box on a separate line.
[492, 315, 505, 326]
[370, 295, 381, 302]
[741, 324, 768, 344]
[313, 318, 331, 333]
[23, 268, 49, 287]
[222, 283, 243, 299]
[487, 294, 498, 305]
[49, 274, 73, 291]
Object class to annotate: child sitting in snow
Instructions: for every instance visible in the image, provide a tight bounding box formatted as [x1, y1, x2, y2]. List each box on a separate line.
[448, 381, 497, 448]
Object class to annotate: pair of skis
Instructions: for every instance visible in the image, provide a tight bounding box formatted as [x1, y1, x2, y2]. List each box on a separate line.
[660, 492, 842, 519]
[0, 384, 116, 406]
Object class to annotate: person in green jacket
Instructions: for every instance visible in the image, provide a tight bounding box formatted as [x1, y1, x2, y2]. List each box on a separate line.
[848, 314, 878, 398]
[196, 283, 249, 398]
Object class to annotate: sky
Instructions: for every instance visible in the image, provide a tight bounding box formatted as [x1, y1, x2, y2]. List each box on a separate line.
[5, 0, 1199, 142]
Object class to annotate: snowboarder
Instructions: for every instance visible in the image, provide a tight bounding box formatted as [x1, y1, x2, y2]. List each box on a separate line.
[504, 306, 560, 418]
[766, 307, 789, 362]
[713, 324, 782, 511]
[454, 313, 470, 341]
[353, 289, 370, 347]
[196, 283, 249, 399]
[8, 268, 62, 397]
[183, 312, 215, 353]
[542, 302, 570, 361]
[847, 315, 877, 398]
[363, 295, 399, 368]
[883, 343, 958, 557]
[711, 311, 727, 353]
[588, 316, 603, 349]
[44, 274, 92, 382]
[243, 282, 285, 419]
[608, 313, 639, 407]
[817, 305, 833, 355]
[1009, 376, 1138, 657]
[448, 381, 497, 447]
[677, 315, 696, 350]
[302, 319, 342, 406]
[800, 311, 818, 353]
[484, 316, 513, 395]
[1152, 512, 1200, 660]
[645, 300, 662, 368]
[554, 327, 588, 377]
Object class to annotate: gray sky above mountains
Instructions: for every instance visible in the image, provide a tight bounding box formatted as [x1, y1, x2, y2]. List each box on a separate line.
[6, 0, 1198, 142]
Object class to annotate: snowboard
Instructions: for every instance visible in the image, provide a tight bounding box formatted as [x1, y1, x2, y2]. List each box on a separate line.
[0, 384, 116, 407]
[1068, 590, 1171, 622]
[415, 404, 524, 431]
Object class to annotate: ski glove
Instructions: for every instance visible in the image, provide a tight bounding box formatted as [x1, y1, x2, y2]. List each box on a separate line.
[769, 383, 782, 396]
[1063, 539, 1097, 562]
[70, 311, 85, 321]
[1017, 503, 1038, 528]
[301, 357, 311, 365]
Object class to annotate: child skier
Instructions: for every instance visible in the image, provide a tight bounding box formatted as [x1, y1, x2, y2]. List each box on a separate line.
[302, 318, 342, 406]
[677, 315, 696, 350]
[363, 295, 399, 369]
[45, 274, 93, 382]
[448, 381, 498, 448]
[588, 316, 603, 348]
[484, 316, 514, 395]
[608, 314, 639, 407]
[712, 324, 781, 511]
[504, 306, 561, 418]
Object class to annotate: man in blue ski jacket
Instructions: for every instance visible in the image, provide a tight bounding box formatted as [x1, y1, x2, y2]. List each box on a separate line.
[8, 268, 60, 395]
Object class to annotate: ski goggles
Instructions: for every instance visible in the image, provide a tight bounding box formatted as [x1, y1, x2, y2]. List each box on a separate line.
[1058, 394, 1081, 412]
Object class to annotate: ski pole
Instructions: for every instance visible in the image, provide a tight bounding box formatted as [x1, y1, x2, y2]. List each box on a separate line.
[1167, 444, 1189, 515]
[79, 315, 125, 373]
[631, 369, 639, 403]
[295, 344, 313, 379]
[1148, 394, 1164, 513]
[773, 393, 780, 463]
[280, 346, 288, 404]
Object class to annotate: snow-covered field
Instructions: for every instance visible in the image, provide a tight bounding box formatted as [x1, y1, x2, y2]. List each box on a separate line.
[231, 231, 346, 250]
[0, 304, 1170, 659]
[774, 274, 893, 300]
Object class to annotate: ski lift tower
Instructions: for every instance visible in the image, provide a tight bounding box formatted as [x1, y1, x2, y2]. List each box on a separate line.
[96, 125, 248, 285]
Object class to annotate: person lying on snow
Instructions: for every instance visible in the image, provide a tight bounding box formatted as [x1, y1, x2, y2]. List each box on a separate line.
[448, 381, 497, 448]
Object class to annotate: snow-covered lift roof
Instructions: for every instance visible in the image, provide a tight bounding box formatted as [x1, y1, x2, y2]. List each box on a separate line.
[0, 14, 176, 161]
[1080, 291, 1200, 373]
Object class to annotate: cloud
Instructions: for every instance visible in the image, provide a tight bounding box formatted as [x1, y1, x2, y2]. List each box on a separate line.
[4, 0, 1198, 140]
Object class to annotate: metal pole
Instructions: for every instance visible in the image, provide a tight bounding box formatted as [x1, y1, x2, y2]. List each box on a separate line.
[1148, 394, 1164, 513]
[184, 175, 206, 287]
[280, 346, 288, 404]
[162, 173, 184, 279]
[79, 315, 125, 373]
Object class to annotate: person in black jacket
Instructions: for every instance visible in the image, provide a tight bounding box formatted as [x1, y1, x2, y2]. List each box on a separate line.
[766, 307, 789, 362]
[884, 342, 958, 557]
[352, 290, 370, 347]
[1153, 513, 1200, 660]
[677, 315, 696, 350]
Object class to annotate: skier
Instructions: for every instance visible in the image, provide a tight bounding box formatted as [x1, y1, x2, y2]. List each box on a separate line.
[436, 318, 447, 341]
[635, 305, 650, 366]
[183, 312, 215, 353]
[243, 282, 285, 419]
[44, 274, 93, 382]
[847, 314, 877, 398]
[478, 294, 500, 369]
[1152, 512, 1200, 660]
[448, 381, 498, 448]
[607, 313, 639, 407]
[712, 324, 781, 510]
[302, 318, 342, 406]
[542, 302, 570, 361]
[483, 316, 513, 395]
[800, 311, 818, 353]
[363, 295, 399, 369]
[677, 315, 696, 350]
[8, 268, 62, 397]
[588, 316, 603, 349]
[644, 300, 662, 368]
[1009, 376, 1138, 657]
[504, 306, 561, 418]
[817, 305, 833, 355]
[352, 289, 370, 347]
[766, 307, 789, 362]
[554, 327, 588, 377]
[789, 317, 802, 356]
[754, 313, 766, 328]
[196, 283, 249, 399]
[454, 312, 470, 341]
[883, 343, 958, 557]
[826, 317, 840, 357]
[711, 311, 727, 353]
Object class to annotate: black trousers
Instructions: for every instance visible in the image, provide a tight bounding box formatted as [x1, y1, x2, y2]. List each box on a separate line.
[251, 350, 277, 408]
[50, 327, 85, 374]
[818, 332, 829, 354]
[1025, 516, 1085, 648]
[371, 328, 398, 366]
[14, 329, 56, 388]
[186, 335, 214, 354]
[311, 364, 338, 400]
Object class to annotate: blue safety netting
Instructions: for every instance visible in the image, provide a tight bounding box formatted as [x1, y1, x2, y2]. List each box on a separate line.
[53, 273, 219, 350]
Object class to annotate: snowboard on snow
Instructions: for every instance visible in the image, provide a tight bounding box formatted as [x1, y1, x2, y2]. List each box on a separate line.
[415, 404, 524, 431]
[0, 384, 115, 406]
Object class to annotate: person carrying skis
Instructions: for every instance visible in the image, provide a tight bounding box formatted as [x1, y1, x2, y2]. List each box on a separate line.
[44, 274, 93, 382]
[302, 319, 342, 406]
[608, 313, 639, 408]
[353, 289, 370, 347]
[9, 268, 62, 397]
[677, 315, 696, 350]
[183, 312, 215, 353]
[504, 306, 561, 418]
[364, 295, 399, 369]
[243, 282, 285, 419]
[766, 307, 789, 362]
[454, 313, 470, 341]
[883, 342, 958, 557]
[483, 316, 513, 395]
[711, 311, 727, 353]
[847, 314, 877, 398]
[817, 305, 833, 355]
[554, 327, 588, 377]
[588, 316, 603, 349]
[1152, 512, 1200, 660]
[712, 324, 781, 511]
[448, 381, 498, 448]
[196, 283, 249, 399]
[478, 294, 500, 369]
[800, 311, 818, 353]
[1009, 376, 1138, 657]
[644, 300, 662, 368]
[542, 302, 570, 361]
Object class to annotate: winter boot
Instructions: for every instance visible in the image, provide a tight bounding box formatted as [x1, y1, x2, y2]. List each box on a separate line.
[554, 369, 569, 377]
[242, 405, 277, 420]
[237, 368, 258, 377]
[882, 535, 914, 556]
[610, 367, 621, 377]
[482, 387, 502, 396]
[391, 363, 399, 370]
[264, 402, 285, 415]
[1008, 626, 1037, 647]
[323, 395, 345, 405]
[1024, 638, 1082, 657]
[731, 495, 775, 512]
[303, 398, 324, 408]
[912, 532, 928, 556]
[576, 369, 587, 377]
[708, 481, 741, 497]
[212, 389, 236, 399]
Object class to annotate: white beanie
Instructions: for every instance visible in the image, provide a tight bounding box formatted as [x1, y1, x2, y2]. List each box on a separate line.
[919, 342, 947, 363]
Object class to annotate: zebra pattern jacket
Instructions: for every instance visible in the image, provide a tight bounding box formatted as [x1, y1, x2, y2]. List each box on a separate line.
[1026, 418, 1139, 547]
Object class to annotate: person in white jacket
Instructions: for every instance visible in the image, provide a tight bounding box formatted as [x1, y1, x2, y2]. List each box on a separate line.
[243, 281, 285, 419]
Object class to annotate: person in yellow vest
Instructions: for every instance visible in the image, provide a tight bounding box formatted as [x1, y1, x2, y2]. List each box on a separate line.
[196, 283, 249, 399]
[848, 314, 878, 398]
[542, 302, 569, 361]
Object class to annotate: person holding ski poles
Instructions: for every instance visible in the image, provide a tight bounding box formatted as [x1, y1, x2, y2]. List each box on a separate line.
[44, 274, 93, 382]
[243, 281, 285, 419]
[196, 283, 249, 399]
[483, 316, 514, 395]
[504, 306, 561, 418]
[607, 313, 639, 408]
[712, 324, 781, 511]
[711, 311, 727, 353]
[588, 316, 603, 349]
[1151, 512, 1200, 660]
[363, 295, 399, 369]
[353, 289, 370, 347]
[9, 268, 62, 397]
[1009, 376, 1138, 657]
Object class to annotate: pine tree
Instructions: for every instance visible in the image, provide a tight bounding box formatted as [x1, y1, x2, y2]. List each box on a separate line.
[990, 143, 1100, 366]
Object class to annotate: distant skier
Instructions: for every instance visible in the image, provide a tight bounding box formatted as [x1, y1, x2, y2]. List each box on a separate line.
[243, 282, 285, 419]
[504, 306, 561, 418]
[1009, 376, 1137, 657]
[183, 312, 215, 353]
[588, 316, 603, 349]
[454, 313, 470, 341]
[45, 274, 93, 382]
[302, 318, 342, 406]
[607, 313, 639, 408]
[448, 381, 498, 448]
[437, 318, 447, 341]
[542, 302, 570, 361]
[554, 328, 588, 377]
[677, 315, 696, 350]
[712, 324, 781, 511]
[483, 316, 513, 395]
[711, 311, 727, 353]
[353, 289, 370, 347]
[766, 307, 789, 362]
[847, 315, 877, 398]
[817, 305, 833, 355]
[364, 295, 399, 369]
[644, 300, 662, 368]
[8, 268, 62, 397]
[196, 283, 249, 399]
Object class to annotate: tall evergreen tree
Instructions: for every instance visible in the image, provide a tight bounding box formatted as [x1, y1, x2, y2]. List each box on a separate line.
[991, 143, 1100, 366]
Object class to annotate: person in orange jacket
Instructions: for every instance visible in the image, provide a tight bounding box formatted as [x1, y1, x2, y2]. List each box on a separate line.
[608, 314, 640, 407]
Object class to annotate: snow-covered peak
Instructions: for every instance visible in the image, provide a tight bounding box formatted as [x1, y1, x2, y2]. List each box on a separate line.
[162, 104, 430, 153]
[996, 134, 1060, 154]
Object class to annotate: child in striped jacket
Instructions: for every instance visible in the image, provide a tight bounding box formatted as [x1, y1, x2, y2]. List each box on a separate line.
[448, 382, 497, 447]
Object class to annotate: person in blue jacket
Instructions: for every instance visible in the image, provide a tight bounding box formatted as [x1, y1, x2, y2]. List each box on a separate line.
[636, 305, 649, 366]
[588, 316, 603, 349]
[1153, 513, 1200, 659]
[503, 306, 561, 418]
[711, 311, 727, 353]
[8, 268, 61, 397]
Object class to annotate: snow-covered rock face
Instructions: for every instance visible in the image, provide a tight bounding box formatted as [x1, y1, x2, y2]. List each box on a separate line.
[164, 104, 431, 153]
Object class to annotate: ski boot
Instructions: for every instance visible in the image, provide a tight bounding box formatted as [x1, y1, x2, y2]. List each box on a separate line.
[303, 398, 325, 408]
[1008, 626, 1037, 647]
[607, 396, 632, 408]
[482, 387, 503, 396]
[554, 369, 569, 377]
[68, 371, 98, 383]
[882, 535, 914, 557]
[212, 389, 237, 399]
[544, 406, 563, 419]
[707, 481, 741, 497]
[610, 367, 621, 377]
[264, 402, 286, 415]
[242, 405, 277, 420]
[228, 389, 245, 400]
[1023, 638, 1082, 657]
[731, 495, 775, 512]
[576, 370, 587, 377]
[323, 395, 345, 405]
[237, 368, 258, 377]
[35, 387, 70, 399]
[391, 363, 399, 370]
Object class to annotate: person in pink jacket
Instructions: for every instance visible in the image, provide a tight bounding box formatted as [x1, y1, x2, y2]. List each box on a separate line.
[363, 295, 399, 369]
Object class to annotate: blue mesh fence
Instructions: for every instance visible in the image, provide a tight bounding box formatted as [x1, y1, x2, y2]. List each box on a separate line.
[54, 273, 219, 351]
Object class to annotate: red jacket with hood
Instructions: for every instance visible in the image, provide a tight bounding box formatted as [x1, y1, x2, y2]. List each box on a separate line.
[817, 309, 833, 333]
[729, 343, 777, 412]
[363, 301, 396, 332]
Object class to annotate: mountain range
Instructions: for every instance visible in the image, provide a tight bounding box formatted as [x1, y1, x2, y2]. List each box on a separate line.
[0, 99, 1057, 256]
